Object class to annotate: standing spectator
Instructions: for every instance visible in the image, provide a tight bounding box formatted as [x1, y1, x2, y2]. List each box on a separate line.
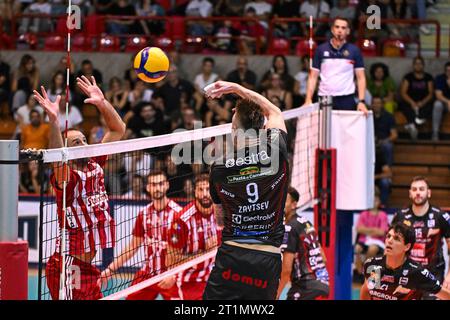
[135, 0, 166, 36]
[18, 0, 52, 34]
[105, 0, 137, 35]
[185, 0, 213, 36]
[374, 146, 392, 206]
[235, 7, 266, 55]
[293, 55, 310, 106]
[154, 64, 195, 119]
[20, 109, 50, 149]
[353, 188, 389, 282]
[226, 56, 257, 90]
[105, 77, 130, 118]
[193, 57, 220, 113]
[12, 54, 39, 112]
[372, 96, 397, 166]
[399, 57, 434, 141]
[244, 0, 272, 29]
[367, 62, 397, 114]
[262, 73, 293, 110]
[124, 102, 166, 139]
[260, 55, 295, 93]
[304, 17, 368, 114]
[300, 0, 330, 38]
[431, 62, 450, 141]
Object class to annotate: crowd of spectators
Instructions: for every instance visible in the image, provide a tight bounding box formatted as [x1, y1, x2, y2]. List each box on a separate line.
[0, 0, 440, 54]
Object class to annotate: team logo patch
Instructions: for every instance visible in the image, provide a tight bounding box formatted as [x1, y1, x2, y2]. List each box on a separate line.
[399, 277, 409, 286]
[402, 269, 409, 276]
[427, 220, 435, 228]
[343, 50, 350, 57]
[413, 221, 424, 228]
[429, 213, 434, 219]
[381, 275, 394, 283]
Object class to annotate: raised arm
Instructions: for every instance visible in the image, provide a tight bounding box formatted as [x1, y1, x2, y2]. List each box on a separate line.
[205, 80, 287, 132]
[76, 76, 126, 143]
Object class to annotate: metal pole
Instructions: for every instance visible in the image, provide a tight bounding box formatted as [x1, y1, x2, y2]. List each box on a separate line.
[0, 140, 19, 241]
[319, 96, 333, 149]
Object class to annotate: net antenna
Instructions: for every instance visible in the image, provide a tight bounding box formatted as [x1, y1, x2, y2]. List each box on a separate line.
[58, 0, 73, 301]
[309, 15, 313, 70]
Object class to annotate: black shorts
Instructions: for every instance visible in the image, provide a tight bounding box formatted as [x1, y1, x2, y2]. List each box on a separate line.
[203, 243, 282, 300]
[287, 280, 329, 300]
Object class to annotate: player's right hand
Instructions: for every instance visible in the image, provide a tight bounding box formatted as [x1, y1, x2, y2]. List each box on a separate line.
[33, 86, 61, 123]
[98, 268, 112, 290]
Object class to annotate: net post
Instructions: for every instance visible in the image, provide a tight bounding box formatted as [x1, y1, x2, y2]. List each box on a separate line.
[314, 98, 337, 300]
[0, 140, 28, 300]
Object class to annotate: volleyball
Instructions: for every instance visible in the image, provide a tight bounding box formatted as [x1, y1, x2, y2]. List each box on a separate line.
[133, 47, 170, 83]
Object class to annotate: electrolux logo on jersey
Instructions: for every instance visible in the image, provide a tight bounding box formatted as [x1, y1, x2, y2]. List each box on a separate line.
[225, 151, 270, 168]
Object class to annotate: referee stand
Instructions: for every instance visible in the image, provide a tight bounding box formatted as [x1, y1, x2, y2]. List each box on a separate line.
[315, 97, 354, 300]
[0, 140, 28, 300]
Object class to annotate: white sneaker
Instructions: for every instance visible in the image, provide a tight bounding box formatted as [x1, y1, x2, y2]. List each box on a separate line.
[420, 25, 431, 35]
[405, 123, 418, 141]
[415, 117, 426, 125]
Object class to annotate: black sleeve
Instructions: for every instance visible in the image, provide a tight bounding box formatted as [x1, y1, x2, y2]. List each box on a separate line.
[438, 212, 450, 239]
[269, 128, 289, 160]
[283, 220, 302, 253]
[410, 267, 442, 295]
[209, 166, 221, 204]
[391, 211, 402, 225]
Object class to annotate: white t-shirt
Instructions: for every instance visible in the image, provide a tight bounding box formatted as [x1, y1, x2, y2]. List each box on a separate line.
[14, 105, 44, 124]
[294, 71, 308, 96]
[28, 3, 52, 14]
[185, 0, 213, 17]
[194, 73, 219, 92]
[124, 153, 153, 177]
[54, 106, 83, 131]
[244, 1, 272, 16]
[300, 0, 330, 18]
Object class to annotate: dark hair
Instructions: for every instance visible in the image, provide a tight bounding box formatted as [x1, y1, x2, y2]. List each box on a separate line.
[371, 95, 383, 102]
[445, 61, 450, 69]
[272, 54, 289, 75]
[136, 101, 155, 114]
[369, 62, 390, 80]
[50, 70, 65, 95]
[410, 175, 430, 189]
[413, 56, 424, 65]
[194, 173, 209, 186]
[147, 169, 167, 180]
[287, 186, 300, 202]
[332, 16, 351, 28]
[81, 59, 92, 66]
[19, 54, 36, 76]
[389, 0, 407, 19]
[203, 57, 215, 66]
[235, 99, 265, 131]
[29, 109, 40, 118]
[388, 222, 415, 254]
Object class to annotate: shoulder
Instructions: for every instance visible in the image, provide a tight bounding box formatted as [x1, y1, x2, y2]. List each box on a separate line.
[168, 199, 183, 213]
[178, 202, 197, 222]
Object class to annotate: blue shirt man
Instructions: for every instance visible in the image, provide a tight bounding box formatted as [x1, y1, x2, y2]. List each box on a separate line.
[304, 17, 368, 114]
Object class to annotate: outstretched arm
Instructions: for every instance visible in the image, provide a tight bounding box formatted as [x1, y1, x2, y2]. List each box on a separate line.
[77, 76, 126, 143]
[205, 81, 287, 132]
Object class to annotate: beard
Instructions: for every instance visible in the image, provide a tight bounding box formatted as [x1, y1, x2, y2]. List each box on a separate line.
[198, 197, 213, 209]
[412, 195, 428, 206]
[151, 191, 165, 200]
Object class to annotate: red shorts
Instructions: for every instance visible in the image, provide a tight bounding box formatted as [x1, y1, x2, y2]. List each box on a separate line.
[46, 252, 102, 300]
[179, 281, 207, 300]
[126, 270, 180, 300]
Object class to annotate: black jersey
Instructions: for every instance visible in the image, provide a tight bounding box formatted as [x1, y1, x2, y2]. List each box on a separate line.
[209, 128, 289, 247]
[363, 256, 442, 300]
[392, 206, 450, 271]
[281, 215, 329, 284]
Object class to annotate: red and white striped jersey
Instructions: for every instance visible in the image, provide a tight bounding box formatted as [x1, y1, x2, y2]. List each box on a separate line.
[170, 202, 220, 283]
[133, 199, 183, 275]
[51, 156, 115, 255]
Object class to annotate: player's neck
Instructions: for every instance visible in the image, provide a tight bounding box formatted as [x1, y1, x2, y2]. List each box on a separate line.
[411, 202, 429, 217]
[385, 254, 407, 270]
[331, 37, 346, 49]
[285, 211, 295, 222]
[153, 197, 169, 211]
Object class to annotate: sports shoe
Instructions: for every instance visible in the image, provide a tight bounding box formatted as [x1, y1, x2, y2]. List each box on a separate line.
[405, 123, 418, 141]
[415, 117, 426, 125]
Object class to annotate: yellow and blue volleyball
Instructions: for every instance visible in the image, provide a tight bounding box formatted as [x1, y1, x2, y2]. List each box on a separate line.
[133, 47, 169, 83]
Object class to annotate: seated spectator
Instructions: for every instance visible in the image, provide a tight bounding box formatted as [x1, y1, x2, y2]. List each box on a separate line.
[14, 93, 43, 125]
[74, 59, 103, 107]
[213, 0, 247, 16]
[104, 153, 125, 195]
[166, 154, 194, 198]
[18, 0, 52, 34]
[374, 145, 392, 206]
[235, 7, 266, 55]
[105, 76, 130, 118]
[432, 62, 450, 141]
[126, 80, 155, 121]
[0, 0, 21, 33]
[11, 54, 39, 112]
[272, 0, 301, 38]
[124, 56, 140, 91]
[208, 20, 240, 54]
[19, 160, 47, 194]
[244, 0, 272, 29]
[353, 187, 389, 282]
[46, 71, 70, 104]
[124, 102, 167, 139]
[135, 0, 166, 36]
[172, 106, 200, 131]
[367, 62, 397, 114]
[20, 109, 50, 149]
[300, 0, 330, 38]
[185, 0, 213, 36]
[386, 0, 416, 39]
[330, 0, 356, 23]
[51, 93, 83, 131]
[105, 0, 137, 35]
[53, 56, 76, 91]
[399, 57, 434, 141]
[89, 115, 107, 144]
[226, 56, 257, 90]
[94, 0, 114, 14]
[193, 57, 220, 113]
[204, 98, 231, 127]
[372, 96, 397, 166]
[0, 55, 11, 108]
[293, 55, 310, 107]
[122, 174, 147, 199]
[154, 64, 195, 119]
[260, 54, 295, 93]
[262, 73, 293, 110]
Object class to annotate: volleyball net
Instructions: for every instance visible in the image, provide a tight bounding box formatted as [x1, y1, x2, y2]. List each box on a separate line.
[37, 103, 320, 300]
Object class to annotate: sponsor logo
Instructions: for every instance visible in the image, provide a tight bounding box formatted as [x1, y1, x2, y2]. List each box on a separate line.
[427, 220, 435, 228]
[413, 221, 425, 228]
[270, 173, 285, 190]
[403, 220, 411, 227]
[369, 290, 398, 300]
[222, 269, 267, 289]
[232, 214, 242, 225]
[399, 277, 409, 286]
[226, 168, 274, 184]
[324, 51, 329, 57]
[220, 188, 235, 198]
[443, 213, 450, 221]
[225, 151, 270, 168]
[381, 275, 395, 283]
[65, 207, 77, 229]
[429, 213, 434, 219]
[233, 229, 269, 237]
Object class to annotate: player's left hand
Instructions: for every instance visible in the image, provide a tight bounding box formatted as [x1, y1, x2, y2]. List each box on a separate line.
[357, 102, 368, 116]
[443, 273, 450, 290]
[76, 75, 105, 107]
[157, 275, 176, 289]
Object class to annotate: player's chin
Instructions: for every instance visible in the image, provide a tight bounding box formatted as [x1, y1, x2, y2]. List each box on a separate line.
[200, 198, 213, 208]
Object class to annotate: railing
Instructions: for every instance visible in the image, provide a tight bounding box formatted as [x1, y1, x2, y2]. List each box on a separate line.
[2, 13, 443, 57]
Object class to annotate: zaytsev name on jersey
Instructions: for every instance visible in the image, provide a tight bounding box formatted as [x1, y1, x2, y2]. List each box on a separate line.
[210, 128, 290, 247]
